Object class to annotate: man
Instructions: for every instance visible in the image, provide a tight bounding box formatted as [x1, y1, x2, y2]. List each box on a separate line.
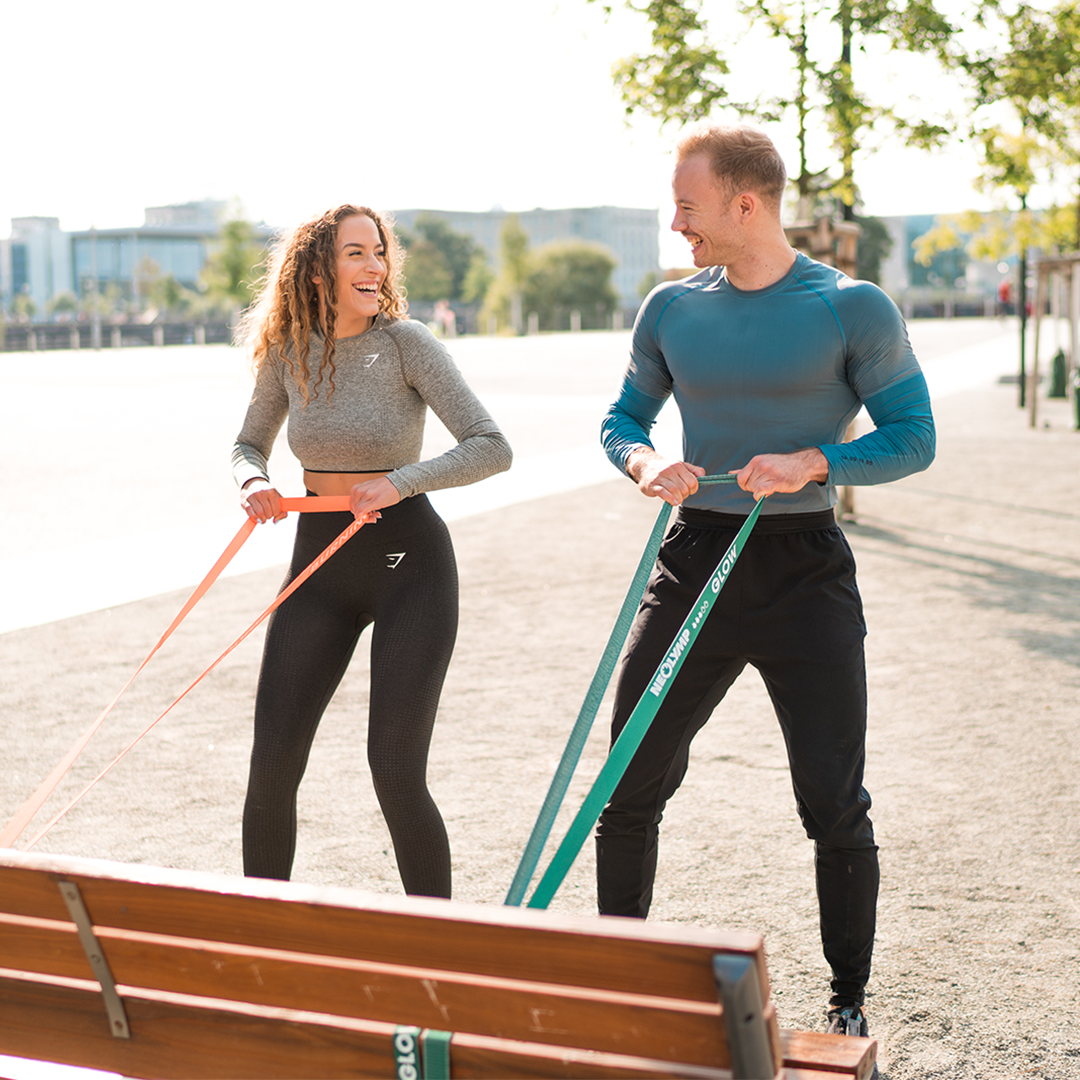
[597, 124, 935, 1037]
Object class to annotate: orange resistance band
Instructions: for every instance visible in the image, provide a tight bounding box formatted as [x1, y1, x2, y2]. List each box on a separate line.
[0, 496, 361, 850]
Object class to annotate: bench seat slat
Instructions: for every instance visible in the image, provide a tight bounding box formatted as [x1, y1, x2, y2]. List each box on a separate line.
[0, 856, 768, 1004]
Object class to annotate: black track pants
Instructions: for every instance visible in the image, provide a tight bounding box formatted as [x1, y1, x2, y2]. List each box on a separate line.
[595, 508, 879, 1007]
[243, 495, 457, 898]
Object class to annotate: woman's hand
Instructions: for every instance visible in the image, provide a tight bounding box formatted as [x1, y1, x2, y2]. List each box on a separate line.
[241, 480, 286, 524]
[349, 475, 401, 524]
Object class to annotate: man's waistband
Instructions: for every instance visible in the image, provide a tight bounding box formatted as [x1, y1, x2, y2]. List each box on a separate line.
[677, 506, 838, 534]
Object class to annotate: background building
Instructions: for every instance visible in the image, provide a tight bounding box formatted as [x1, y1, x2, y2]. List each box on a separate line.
[1, 201, 275, 316]
[0, 217, 70, 316]
[391, 205, 660, 310]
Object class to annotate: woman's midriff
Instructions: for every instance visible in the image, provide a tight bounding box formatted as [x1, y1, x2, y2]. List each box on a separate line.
[302, 470, 390, 496]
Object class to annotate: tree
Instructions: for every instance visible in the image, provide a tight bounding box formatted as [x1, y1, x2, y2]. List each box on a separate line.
[853, 215, 893, 284]
[11, 289, 37, 322]
[133, 256, 162, 312]
[47, 291, 79, 320]
[401, 238, 454, 301]
[201, 218, 266, 312]
[152, 273, 199, 318]
[461, 249, 494, 304]
[399, 214, 487, 301]
[914, 1, 1080, 404]
[590, 0, 956, 218]
[956, 1, 1080, 248]
[522, 242, 619, 331]
[80, 281, 122, 320]
[481, 216, 531, 333]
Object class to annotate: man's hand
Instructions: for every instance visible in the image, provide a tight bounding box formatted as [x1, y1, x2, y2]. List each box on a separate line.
[733, 447, 829, 498]
[627, 447, 706, 506]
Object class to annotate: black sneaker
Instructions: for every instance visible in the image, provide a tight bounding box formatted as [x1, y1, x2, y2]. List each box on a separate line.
[826, 1006, 878, 1079]
[826, 1004, 868, 1037]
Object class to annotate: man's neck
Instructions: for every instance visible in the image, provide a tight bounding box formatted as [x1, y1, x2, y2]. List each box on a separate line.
[723, 240, 798, 292]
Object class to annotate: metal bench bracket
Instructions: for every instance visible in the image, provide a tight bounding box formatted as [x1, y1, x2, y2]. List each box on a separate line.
[58, 880, 130, 1038]
[713, 953, 776, 1080]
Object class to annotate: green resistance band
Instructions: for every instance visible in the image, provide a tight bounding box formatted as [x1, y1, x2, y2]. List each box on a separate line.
[504, 476, 763, 909]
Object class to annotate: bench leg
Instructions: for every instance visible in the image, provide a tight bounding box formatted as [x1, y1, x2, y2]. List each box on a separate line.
[713, 955, 777, 1080]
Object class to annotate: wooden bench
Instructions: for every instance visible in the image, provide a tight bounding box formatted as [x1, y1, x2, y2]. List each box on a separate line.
[0, 850, 875, 1079]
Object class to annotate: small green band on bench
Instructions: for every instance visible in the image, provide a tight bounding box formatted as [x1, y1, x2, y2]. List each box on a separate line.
[393, 1026, 422, 1080]
[394, 1025, 452, 1080]
[421, 1028, 452, 1080]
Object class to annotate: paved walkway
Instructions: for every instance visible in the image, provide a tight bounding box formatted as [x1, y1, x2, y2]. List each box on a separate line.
[0, 318, 1039, 632]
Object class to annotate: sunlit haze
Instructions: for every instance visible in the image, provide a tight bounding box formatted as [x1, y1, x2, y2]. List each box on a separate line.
[2, 0, 1034, 267]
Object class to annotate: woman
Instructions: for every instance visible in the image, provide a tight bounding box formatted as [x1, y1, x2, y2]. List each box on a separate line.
[232, 204, 512, 897]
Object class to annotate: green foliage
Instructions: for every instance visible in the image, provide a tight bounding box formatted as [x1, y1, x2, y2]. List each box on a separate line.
[499, 215, 530, 289]
[951, 2, 1080, 247]
[608, 0, 730, 123]
[11, 290, 37, 321]
[153, 273, 199, 317]
[591, 0, 960, 215]
[47, 291, 79, 317]
[481, 224, 618, 334]
[852, 215, 892, 283]
[400, 214, 487, 301]
[913, 205, 1064, 267]
[521, 242, 619, 331]
[402, 238, 454, 302]
[201, 218, 266, 312]
[133, 256, 162, 310]
[79, 282, 123, 319]
[462, 249, 495, 304]
[481, 216, 531, 332]
[638, 270, 662, 298]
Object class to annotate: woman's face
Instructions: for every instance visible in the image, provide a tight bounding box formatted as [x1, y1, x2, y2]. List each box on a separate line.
[322, 213, 387, 338]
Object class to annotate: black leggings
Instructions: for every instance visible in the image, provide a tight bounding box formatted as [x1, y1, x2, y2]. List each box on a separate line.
[242, 495, 457, 897]
[596, 509, 878, 1007]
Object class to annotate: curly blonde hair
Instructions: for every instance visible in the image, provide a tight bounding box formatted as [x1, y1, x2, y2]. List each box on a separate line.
[240, 205, 408, 404]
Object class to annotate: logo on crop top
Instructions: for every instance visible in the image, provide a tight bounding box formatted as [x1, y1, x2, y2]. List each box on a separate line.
[361, 353, 380, 368]
[386, 552, 406, 569]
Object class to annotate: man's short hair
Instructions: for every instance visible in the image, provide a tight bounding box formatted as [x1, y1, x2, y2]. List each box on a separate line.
[677, 124, 787, 209]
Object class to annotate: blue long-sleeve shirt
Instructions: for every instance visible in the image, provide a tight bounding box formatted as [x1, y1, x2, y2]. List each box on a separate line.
[602, 254, 936, 515]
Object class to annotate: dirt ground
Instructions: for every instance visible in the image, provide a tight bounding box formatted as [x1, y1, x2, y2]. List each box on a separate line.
[2, 375, 1079, 1079]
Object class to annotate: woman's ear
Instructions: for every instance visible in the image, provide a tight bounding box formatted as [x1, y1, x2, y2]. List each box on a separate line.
[312, 275, 323, 286]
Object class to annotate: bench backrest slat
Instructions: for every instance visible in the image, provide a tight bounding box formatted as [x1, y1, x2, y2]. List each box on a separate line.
[0, 856, 768, 1003]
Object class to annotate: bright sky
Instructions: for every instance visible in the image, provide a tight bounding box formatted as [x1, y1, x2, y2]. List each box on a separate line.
[1, 0, 1033, 267]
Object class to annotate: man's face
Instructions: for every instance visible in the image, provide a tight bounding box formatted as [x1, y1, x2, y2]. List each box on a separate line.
[670, 153, 742, 268]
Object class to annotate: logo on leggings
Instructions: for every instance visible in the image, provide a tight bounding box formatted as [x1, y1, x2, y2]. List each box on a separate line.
[386, 552, 406, 568]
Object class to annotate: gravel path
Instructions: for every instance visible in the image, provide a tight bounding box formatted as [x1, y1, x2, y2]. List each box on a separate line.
[2, 345, 1078, 1078]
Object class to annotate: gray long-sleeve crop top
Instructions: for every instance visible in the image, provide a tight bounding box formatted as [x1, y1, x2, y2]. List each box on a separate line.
[232, 314, 512, 498]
